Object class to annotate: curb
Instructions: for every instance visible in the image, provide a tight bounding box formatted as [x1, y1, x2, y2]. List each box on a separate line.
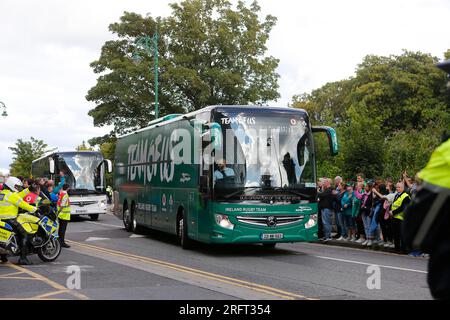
[318, 239, 430, 258]
[321, 239, 398, 253]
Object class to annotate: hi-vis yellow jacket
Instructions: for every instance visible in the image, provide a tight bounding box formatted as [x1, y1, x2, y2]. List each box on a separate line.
[57, 191, 71, 221]
[0, 189, 37, 220]
[406, 138, 450, 248]
[418, 139, 450, 190]
[391, 192, 411, 221]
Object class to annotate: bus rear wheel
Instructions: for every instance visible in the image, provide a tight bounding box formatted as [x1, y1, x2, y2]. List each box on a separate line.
[131, 210, 145, 234]
[178, 212, 194, 250]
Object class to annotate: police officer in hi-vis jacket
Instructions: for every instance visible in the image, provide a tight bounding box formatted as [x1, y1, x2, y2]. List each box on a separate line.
[57, 183, 71, 248]
[403, 59, 450, 300]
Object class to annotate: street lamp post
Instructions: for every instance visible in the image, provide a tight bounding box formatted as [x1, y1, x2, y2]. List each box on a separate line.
[0, 101, 7, 117]
[132, 31, 159, 120]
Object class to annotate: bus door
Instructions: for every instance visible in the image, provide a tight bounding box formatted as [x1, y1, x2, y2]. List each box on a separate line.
[144, 185, 153, 227]
[160, 190, 174, 231]
[188, 191, 198, 240]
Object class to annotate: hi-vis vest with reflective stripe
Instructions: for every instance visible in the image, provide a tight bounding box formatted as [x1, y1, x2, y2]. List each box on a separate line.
[0, 189, 37, 220]
[392, 192, 410, 221]
[410, 139, 450, 249]
[57, 191, 71, 221]
[18, 188, 30, 199]
[418, 139, 450, 190]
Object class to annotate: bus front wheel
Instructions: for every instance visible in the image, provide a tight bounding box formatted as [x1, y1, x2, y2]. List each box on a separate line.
[90, 214, 99, 221]
[123, 206, 132, 232]
[178, 212, 193, 250]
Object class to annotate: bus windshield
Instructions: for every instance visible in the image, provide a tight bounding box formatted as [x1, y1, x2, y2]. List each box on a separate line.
[57, 152, 104, 193]
[212, 109, 315, 201]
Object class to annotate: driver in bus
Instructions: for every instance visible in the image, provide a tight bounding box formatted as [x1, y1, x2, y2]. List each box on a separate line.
[213, 159, 235, 183]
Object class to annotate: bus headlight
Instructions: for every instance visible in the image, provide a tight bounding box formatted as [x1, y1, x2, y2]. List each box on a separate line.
[99, 200, 107, 208]
[304, 214, 317, 229]
[215, 214, 234, 230]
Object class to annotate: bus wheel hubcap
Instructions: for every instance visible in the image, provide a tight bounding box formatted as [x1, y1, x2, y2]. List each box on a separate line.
[125, 210, 130, 226]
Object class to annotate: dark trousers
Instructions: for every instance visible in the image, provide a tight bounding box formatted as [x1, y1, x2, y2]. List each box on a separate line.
[355, 216, 365, 238]
[5, 219, 26, 239]
[58, 219, 69, 243]
[380, 217, 393, 242]
[429, 242, 450, 300]
[317, 208, 324, 239]
[392, 218, 405, 253]
[4, 218, 28, 258]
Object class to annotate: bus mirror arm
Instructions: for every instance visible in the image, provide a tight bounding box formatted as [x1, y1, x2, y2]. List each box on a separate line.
[105, 159, 113, 173]
[199, 175, 208, 193]
[312, 126, 339, 156]
[49, 158, 55, 174]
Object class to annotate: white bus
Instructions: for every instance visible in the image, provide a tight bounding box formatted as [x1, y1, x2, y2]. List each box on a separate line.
[32, 151, 113, 220]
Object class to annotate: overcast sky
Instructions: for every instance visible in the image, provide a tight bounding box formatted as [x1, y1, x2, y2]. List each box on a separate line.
[1, 0, 449, 174]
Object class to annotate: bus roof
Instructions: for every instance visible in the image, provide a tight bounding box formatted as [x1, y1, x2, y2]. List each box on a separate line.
[32, 151, 103, 163]
[118, 105, 308, 139]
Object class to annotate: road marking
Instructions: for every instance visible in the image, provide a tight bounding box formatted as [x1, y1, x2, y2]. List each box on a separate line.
[5, 263, 89, 300]
[0, 276, 41, 280]
[129, 234, 146, 238]
[85, 221, 123, 229]
[32, 289, 69, 299]
[0, 271, 25, 277]
[85, 237, 110, 242]
[313, 255, 428, 274]
[68, 240, 316, 300]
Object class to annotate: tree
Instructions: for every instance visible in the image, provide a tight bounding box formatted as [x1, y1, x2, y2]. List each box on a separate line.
[351, 51, 449, 132]
[86, 0, 280, 142]
[98, 140, 116, 161]
[76, 141, 94, 151]
[9, 138, 54, 178]
[292, 50, 450, 179]
[291, 79, 352, 127]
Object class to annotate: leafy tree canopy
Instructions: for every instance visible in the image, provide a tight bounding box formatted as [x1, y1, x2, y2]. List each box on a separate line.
[293, 50, 450, 180]
[9, 137, 55, 178]
[87, 0, 280, 143]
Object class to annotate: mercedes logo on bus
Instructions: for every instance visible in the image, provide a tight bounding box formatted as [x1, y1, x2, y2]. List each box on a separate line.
[266, 216, 277, 227]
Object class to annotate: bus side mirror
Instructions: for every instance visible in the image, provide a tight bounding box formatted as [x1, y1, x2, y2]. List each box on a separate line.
[105, 159, 113, 173]
[209, 122, 222, 150]
[198, 122, 222, 151]
[49, 158, 55, 174]
[199, 175, 208, 193]
[312, 126, 339, 156]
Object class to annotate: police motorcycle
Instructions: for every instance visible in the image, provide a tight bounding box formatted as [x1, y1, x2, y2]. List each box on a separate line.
[0, 200, 61, 263]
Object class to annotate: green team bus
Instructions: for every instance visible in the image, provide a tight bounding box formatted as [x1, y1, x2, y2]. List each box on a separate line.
[113, 105, 338, 249]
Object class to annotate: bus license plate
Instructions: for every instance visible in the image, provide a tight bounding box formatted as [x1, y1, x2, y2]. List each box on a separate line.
[261, 233, 283, 240]
[76, 210, 87, 213]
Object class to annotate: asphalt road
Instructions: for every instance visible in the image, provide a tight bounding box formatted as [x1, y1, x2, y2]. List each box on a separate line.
[0, 212, 432, 300]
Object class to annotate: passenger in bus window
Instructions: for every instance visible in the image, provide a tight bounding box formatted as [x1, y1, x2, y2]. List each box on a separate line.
[213, 159, 235, 183]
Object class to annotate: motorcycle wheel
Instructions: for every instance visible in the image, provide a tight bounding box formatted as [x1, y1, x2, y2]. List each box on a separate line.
[37, 238, 61, 262]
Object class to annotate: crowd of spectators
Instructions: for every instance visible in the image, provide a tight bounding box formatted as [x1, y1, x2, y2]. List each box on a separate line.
[0, 173, 65, 206]
[317, 172, 426, 257]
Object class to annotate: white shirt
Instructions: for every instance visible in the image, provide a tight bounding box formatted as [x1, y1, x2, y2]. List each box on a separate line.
[213, 168, 235, 182]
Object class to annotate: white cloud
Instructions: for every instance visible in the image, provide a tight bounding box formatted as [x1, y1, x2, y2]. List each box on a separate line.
[1, 0, 449, 174]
